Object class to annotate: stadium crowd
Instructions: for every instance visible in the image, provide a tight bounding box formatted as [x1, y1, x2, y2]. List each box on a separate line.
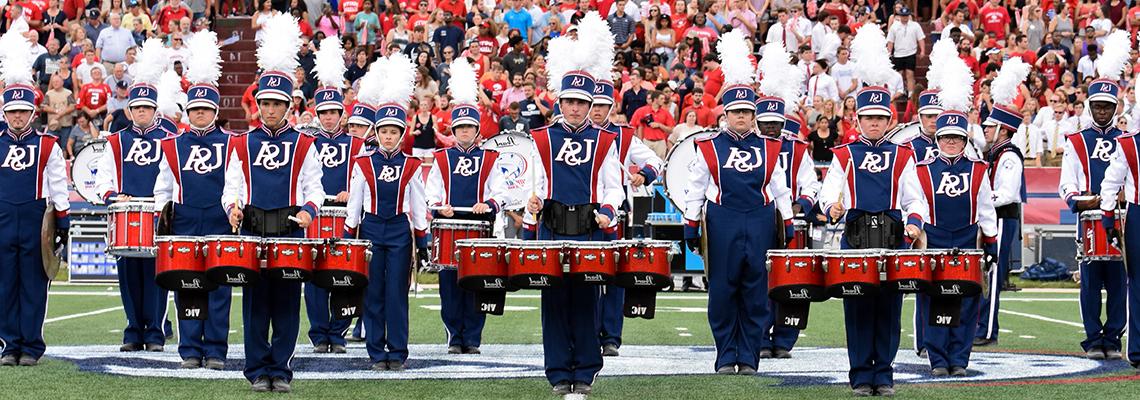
[2, 0, 1138, 166]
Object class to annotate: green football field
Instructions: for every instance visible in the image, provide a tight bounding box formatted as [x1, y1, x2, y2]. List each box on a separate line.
[3, 283, 1139, 399]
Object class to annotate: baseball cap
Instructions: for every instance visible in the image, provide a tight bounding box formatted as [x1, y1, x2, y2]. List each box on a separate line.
[898, 7, 912, 16]
[87, 9, 100, 19]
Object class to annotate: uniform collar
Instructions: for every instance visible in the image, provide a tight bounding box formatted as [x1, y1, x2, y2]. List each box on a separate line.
[189, 123, 216, 136]
[858, 135, 890, 147]
[319, 127, 343, 139]
[455, 141, 479, 153]
[915, 131, 934, 143]
[258, 123, 293, 137]
[5, 126, 35, 141]
[1087, 124, 1118, 137]
[938, 153, 964, 164]
[988, 137, 1013, 156]
[725, 128, 755, 141]
[378, 145, 402, 159]
[559, 120, 590, 134]
[132, 120, 160, 135]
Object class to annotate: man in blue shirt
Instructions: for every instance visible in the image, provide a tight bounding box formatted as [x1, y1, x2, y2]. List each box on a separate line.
[504, 0, 534, 42]
[433, 12, 466, 61]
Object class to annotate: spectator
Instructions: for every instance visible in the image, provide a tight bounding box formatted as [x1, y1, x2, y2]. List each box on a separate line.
[808, 114, 838, 163]
[831, 47, 858, 99]
[241, 81, 260, 128]
[436, 46, 455, 91]
[387, 13, 411, 51]
[1006, 34, 1037, 64]
[941, 9, 974, 41]
[1035, 50, 1067, 90]
[517, 81, 549, 130]
[409, 98, 440, 158]
[1021, 4, 1045, 51]
[1037, 31, 1073, 64]
[340, 0, 363, 34]
[498, 101, 528, 132]
[978, 0, 1011, 42]
[312, 4, 342, 40]
[1051, 2, 1076, 49]
[167, 33, 190, 65]
[67, 113, 100, 159]
[26, 30, 48, 61]
[608, 0, 635, 55]
[806, 59, 839, 108]
[407, 0, 431, 30]
[252, 0, 279, 43]
[345, 49, 369, 83]
[1076, 43, 1098, 81]
[812, 14, 842, 66]
[438, 0, 466, 27]
[726, 0, 757, 35]
[76, 48, 107, 84]
[647, 14, 677, 67]
[156, 0, 192, 35]
[104, 62, 131, 90]
[77, 67, 111, 122]
[887, 6, 925, 96]
[402, 25, 429, 61]
[33, 38, 65, 89]
[630, 90, 674, 159]
[97, 12, 136, 68]
[42, 73, 76, 147]
[432, 11, 464, 61]
[681, 85, 716, 126]
[670, 108, 703, 146]
[701, 53, 723, 100]
[103, 83, 131, 132]
[287, 0, 307, 22]
[354, 1, 379, 48]
[39, 0, 68, 47]
[105, 81, 130, 125]
[413, 66, 438, 108]
[123, 0, 154, 33]
[621, 68, 649, 121]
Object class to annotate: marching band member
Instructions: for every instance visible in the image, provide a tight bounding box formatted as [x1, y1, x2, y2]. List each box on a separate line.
[974, 59, 1031, 348]
[912, 59, 998, 377]
[343, 82, 378, 345]
[756, 42, 816, 359]
[583, 14, 664, 358]
[523, 23, 624, 395]
[426, 58, 507, 355]
[1058, 32, 1130, 361]
[344, 54, 429, 372]
[0, 28, 70, 367]
[304, 36, 361, 355]
[907, 90, 941, 161]
[816, 25, 929, 397]
[152, 31, 232, 370]
[1098, 100, 1140, 372]
[221, 15, 324, 392]
[94, 39, 176, 353]
[683, 31, 794, 376]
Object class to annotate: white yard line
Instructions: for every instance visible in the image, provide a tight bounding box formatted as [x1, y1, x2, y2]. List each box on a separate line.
[44, 306, 124, 324]
[999, 309, 1085, 328]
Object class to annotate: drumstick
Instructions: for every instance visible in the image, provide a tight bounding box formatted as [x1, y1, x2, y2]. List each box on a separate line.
[288, 215, 303, 223]
[429, 206, 474, 213]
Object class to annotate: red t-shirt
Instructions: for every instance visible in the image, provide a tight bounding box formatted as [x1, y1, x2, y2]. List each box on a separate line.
[242, 83, 261, 128]
[340, 0, 363, 22]
[78, 83, 111, 111]
[630, 105, 675, 141]
[481, 79, 508, 104]
[407, 12, 430, 31]
[477, 36, 498, 56]
[437, 0, 466, 24]
[157, 6, 191, 34]
[8, 1, 44, 21]
[944, 0, 979, 19]
[1128, 6, 1140, 34]
[978, 5, 1010, 40]
[1009, 50, 1037, 65]
[1039, 63, 1064, 89]
[703, 68, 724, 103]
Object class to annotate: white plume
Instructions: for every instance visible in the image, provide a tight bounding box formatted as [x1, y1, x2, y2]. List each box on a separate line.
[851, 24, 894, 87]
[717, 29, 755, 87]
[0, 29, 33, 86]
[134, 38, 169, 86]
[449, 57, 479, 106]
[356, 62, 384, 106]
[375, 53, 418, 107]
[314, 36, 346, 89]
[156, 69, 186, 118]
[936, 56, 974, 113]
[991, 57, 1031, 107]
[256, 13, 303, 73]
[578, 11, 616, 82]
[184, 30, 221, 86]
[546, 36, 576, 93]
[1095, 30, 1131, 81]
[758, 41, 804, 114]
[925, 39, 958, 90]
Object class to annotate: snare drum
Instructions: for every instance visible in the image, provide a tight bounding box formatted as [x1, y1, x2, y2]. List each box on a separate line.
[786, 219, 811, 249]
[882, 250, 936, 293]
[456, 239, 511, 291]
[613, 240, 673, 290]
[1079, 210, 1124, 261]
[154, 236, 215, 291]
[203, 235, 262, 287]
[567, 242, 618, 285]
[106, 200, 157, 257]
[265, 238, 319, 281]
[431, 219, 492, 270]
[307, 206, 347, 239]
[931, 249, 984, 297]
[313, 239, 372, 290]
[766, 250, 826, 302]
[822, 250, 883, 298]
[505, 241, 565, 289]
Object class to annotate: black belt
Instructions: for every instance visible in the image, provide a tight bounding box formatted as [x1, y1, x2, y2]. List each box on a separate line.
[243, 206, 302, 237]
[541, 201, 599, 237]
[995, 204, 1021, 219]
[845, 211, 903, 249]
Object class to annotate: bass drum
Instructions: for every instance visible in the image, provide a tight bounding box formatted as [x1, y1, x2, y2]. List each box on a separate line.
[887, 122, 921, 145]
[663, 129, 719, 215]
[481, 130, 534, 211]
[71, 139, 109, 204]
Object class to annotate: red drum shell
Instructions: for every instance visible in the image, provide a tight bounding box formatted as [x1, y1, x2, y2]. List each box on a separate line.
[1079, 210, 1123, 261]
[204, 235, 262, 287]
[306, 207, 347, 239]
[823, 250, 882, 298]
[456, 239, 512, 292]
[314, 239, 371, 291]
[506, 241, 565, 289]
[883, 250, 935, 293]
[567, 242, 618, 285]
[107, 201, 156, 257]
[786, 220, 811, 250]
[264, 238, 319, 282]
[431, 219, 492, 269]
[931, 249, 984, 297]
[614, 240, 672, 290]
[766, 250, 826, 302]
[155, 236, 214, 291]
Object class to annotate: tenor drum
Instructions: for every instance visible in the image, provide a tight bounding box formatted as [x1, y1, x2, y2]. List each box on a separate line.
[786, 219, 811, 249]
[566, 241, 619, 285]
[431, 219, 492, 270]
[931, 249, 984, 297]
[313, 239, 372, 290]
[613, 239, 673, 290]
[456, 239, 511, 291]
[822, 250, 883, 298]
[154, 236, 214, 291]
[307, 206, 347, 239]
[1079, 210, 1124, 261]
[264, 238, 319, 281]
[766, 249, 826, 302]
[505, 241, 565, 289]
[203, 235, 262, 287]
[106, 200, 157, 257]
[882, 250, 935, 293]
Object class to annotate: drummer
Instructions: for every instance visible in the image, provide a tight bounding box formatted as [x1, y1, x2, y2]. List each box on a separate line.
[682, 31, 794, 376]
[304, 38, 363, 355]
[909, 89, 942, 358]
[94, 39, 177, 354]
[343, 85, 378, 344]
[152, 31, 233, 370]
[221, 16, 325, 393]
[815, 26, 929, 397]
[522, 32, 625, 396]
[344, 54, 429, 372]
[1097, 114, 1140, 371]
[1059, 77, 1127, 360]
[425, 58, 507, 355]
[0, 32, 71, 367]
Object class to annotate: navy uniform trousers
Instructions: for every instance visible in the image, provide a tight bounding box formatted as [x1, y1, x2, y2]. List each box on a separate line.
[360, 213, 413, 364]
[1077, 259, 1126, 352]
[705, 202, 776, 370]
[305, 283, 351, 347]
[975, 217, 1019, 341]
[439, 268, 486, 348]
[597, 229, 624, 349]
[118, 253, 169, 346]
[172, 204, 233, 361]
[918, 225, 981, 370]
[0, 201, 50, 360]
[241, 229, 303, 383]
[1123, 203, 1140, 365]
[537, 223, 604, 386]
[841, 239, 904, 388]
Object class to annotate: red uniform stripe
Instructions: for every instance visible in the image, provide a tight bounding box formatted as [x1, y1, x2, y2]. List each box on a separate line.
[1069, 134, 1091, 192]
[533, 130, 553, 198]
[160, 139, 182, 203]
[590, 133, 616, 204]
[696, 139, 720, 203]
[916, 164, 935, 223]
[108, 134, 123, 191]
[434, 150, 451, 205]
[478, 150, 499, 203]
[290, 135, 315, 205]
[1122, 136, 1140, 203]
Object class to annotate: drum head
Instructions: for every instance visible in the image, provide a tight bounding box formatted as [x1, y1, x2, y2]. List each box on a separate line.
[71, 140, 108, 204]
[663, 129, 718, 215]
[481, 131, 534, 211]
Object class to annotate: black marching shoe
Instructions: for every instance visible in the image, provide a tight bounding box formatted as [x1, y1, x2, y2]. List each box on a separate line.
[313, 343, 330, 354]
[918, 348, 928, 358]
[387, 360, 406, 371]
[551, 381, 572, 395]
[250, 376, 272, 392]
[1087, 347, 1107, 360]
[773, 348, 792, 359]
[330, 344, 347, 354]
[572, 382, 593, 395]
[179, 358, 202, 369]
[463, 346, 481, 355]
[602, 343, 619, 357]
[973, 338, 997, 347]
[716, 365, 737, 375]
[119, 343, 143, 352]
[0, 354, 18, 366]
[447, 345, 462, 354]
[736, 364, 757, 375]
[931, 367, 949, 377]
[851, 385, 873, 397]
[16, 355, 37, 367]
[950, 366, 968, 377]
[204, 358, 226, 370]
[270, 377, 291, 393]
[758, 348, 773, 359]
[875, 385, 896, 397]
[145, 343, 164, 352]
[1105, 348, 1123, 360]
[370, 361, 388, 371]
